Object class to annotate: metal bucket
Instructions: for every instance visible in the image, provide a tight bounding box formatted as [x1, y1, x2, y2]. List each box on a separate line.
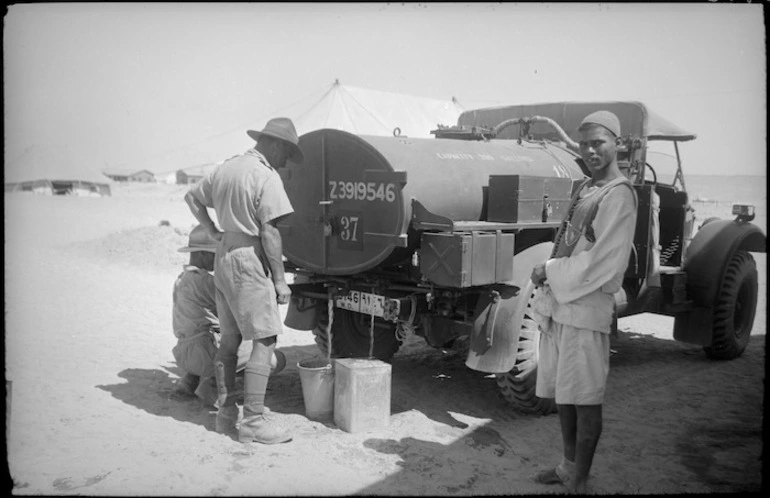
[297, 359, 334, 420]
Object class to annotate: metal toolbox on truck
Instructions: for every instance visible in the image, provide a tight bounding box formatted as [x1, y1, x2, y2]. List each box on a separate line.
[487, 175, 574, 223]
[419, 231, 515, 287]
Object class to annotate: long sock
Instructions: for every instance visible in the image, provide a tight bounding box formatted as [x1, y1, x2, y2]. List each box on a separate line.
[243, 362, 271, 417]
[213, 353, 238, 407]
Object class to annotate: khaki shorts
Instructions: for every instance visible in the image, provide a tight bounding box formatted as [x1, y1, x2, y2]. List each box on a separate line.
[214, 232, 283, 341]
[172, 333, 218, 378]
[535, 322, 610, 405]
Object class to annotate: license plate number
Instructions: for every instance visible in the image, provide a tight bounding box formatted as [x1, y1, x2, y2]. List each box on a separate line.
[335, 290, 385, 317]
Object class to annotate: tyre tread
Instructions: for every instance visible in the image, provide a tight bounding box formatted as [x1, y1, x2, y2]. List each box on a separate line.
[703, 251, 757, 360]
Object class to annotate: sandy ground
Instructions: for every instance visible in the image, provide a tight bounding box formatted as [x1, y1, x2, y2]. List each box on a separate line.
[4, 183, 766, 495]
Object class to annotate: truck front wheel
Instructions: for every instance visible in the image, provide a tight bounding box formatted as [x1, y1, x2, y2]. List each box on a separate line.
[495, 282, 557, 415]
[703, 250, 758, 360]
[313, 307, 401, 362]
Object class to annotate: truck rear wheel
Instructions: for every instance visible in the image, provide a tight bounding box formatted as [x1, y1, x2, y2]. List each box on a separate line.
[703, 250, 758, 360]
[495, 283, 557, 415]
[313, 308, 401, 362]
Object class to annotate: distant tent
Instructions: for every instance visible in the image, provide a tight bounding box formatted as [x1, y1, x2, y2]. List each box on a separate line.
[291, 80, 465, 138]
[4, 179, 54, 195]
[4, 145, 113, 196]
[5, 178, 111, 196]
[175, 162, 220, 185]
[102, 169, 155, 183]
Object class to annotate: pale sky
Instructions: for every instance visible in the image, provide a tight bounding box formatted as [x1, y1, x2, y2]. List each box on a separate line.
[3, 2, 766, 181]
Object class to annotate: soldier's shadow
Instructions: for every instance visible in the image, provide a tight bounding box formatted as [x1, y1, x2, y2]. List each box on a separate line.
[96, 344, 320, 432]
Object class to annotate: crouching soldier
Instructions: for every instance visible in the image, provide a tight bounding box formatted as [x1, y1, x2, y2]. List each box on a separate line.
[172, 225, 286, 407]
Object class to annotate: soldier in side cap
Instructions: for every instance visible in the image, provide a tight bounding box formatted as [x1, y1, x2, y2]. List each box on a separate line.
[185, 117, 302, 444]
[529, 111, 638, 492]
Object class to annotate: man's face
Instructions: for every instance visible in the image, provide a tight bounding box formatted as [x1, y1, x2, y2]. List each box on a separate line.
[270, 141, 291, 169]
[200, 251, 215, 272]
[578, 125, 618, 175]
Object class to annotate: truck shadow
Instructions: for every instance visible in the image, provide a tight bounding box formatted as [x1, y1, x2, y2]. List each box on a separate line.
[384, 327, 722, 428]
[96, 327, 733, 435]
[609, 329, 710, 368]
[358, 331, 765, 495]
[388, 341, 515, 428]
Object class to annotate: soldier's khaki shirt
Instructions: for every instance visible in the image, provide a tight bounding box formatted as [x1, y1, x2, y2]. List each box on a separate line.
[189, 149, 293, 235]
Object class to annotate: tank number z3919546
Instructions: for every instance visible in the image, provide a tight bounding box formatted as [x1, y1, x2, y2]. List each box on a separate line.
[328, 181, 397, 202]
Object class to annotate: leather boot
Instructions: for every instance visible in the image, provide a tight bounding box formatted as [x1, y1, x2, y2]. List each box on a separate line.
[238, 412, 292, 444]
[238, 362, 292, 444]
[174, 373, 200, 396]
[194, 376, 219, 407]
[215, 405, 239, 434]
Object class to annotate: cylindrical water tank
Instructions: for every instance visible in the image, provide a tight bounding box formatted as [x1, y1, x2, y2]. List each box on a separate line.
[279, 129, 584, 275]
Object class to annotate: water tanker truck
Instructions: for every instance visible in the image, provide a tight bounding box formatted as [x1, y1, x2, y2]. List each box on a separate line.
[279, 101, 766, 415]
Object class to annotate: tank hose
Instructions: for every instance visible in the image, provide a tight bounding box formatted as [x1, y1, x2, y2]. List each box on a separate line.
[326, 293, 335, 365]
[531, 116, 579, 152]
[492, 116, 579, 152]
[368, 313, 375, 359]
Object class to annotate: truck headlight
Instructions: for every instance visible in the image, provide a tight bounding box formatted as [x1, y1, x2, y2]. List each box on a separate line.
[732, 204, 755, 223]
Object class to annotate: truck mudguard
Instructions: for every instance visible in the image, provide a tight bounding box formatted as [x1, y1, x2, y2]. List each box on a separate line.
[681, 219, 765, 306]
[466, 242, 553, 373]
[673, 219, 766, 345]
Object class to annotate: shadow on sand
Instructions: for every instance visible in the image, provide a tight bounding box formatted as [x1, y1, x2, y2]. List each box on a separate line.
[357, 331, 765, 495]
[97, 329, 764, 494]
[96, 343, 324, 433]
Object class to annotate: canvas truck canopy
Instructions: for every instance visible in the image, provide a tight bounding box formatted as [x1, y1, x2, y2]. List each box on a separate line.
[458, 101, 696, 142]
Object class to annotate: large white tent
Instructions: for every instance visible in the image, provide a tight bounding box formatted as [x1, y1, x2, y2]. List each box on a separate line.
[175, 81, 474, 177]
[291, 80, 465, 138]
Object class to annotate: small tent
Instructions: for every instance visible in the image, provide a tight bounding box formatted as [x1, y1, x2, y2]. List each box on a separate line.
[175, 162, 220, 185]
[5, 145, 113, 196]
[102, 169, 156, 183]
[291, 80, 465, 138]
[5, 177, 112, 196]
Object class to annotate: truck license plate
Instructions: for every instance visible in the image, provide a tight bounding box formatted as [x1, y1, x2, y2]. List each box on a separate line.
[335, 290, 386, 318]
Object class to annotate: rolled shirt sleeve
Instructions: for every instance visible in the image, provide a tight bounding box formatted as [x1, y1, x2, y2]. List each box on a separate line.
[256, 173, 294, 225]
[188, 170, 215, 208]
[545, 185, 637, 305]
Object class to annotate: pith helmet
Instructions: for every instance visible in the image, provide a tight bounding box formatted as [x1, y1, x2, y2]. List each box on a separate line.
[246, 117, 304, 163]
[579, 110, 621, 138]
[178, 224, 219, 253]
